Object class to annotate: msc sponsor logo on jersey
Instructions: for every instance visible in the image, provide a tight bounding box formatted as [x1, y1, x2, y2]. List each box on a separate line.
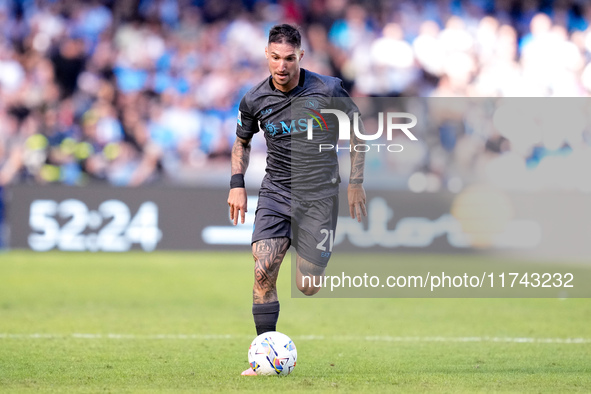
[263, 121, 280, 136]
[262, 117, 323, 136]
[259, 99, 326, 136]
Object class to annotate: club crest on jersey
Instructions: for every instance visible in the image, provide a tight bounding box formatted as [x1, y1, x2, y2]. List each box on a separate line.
[304, 99, 318, 109]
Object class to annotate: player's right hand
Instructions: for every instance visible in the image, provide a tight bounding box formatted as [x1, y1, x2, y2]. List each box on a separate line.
[228, 188, 248, 225]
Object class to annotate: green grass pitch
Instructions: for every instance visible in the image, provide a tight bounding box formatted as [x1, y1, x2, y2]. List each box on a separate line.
[0, 251, 589, 392]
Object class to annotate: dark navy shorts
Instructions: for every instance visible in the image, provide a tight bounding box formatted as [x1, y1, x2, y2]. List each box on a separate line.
[252, 191, 339, 267]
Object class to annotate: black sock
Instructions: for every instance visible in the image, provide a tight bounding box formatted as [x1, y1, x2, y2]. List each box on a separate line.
[252, 301, 280, 336]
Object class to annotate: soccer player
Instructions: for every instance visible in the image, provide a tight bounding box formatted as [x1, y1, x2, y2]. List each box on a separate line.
[227, 24, 366, 376]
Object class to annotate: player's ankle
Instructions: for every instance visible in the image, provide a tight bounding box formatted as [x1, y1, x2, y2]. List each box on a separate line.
[252, 301, 280, 336]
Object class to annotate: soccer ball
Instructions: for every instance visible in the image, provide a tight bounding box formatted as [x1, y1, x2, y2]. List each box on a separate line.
[247, 331, 297, 376]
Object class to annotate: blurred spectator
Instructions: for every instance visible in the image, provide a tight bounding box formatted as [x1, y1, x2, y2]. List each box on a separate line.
[0, 0, 591, 193]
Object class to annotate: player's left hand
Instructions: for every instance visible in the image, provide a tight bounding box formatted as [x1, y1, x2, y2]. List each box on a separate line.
[348, 184, 367, 223]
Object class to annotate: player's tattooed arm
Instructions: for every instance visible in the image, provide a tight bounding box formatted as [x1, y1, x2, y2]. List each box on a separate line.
[231, 136, 252, 176]
[252, 238, 291, 304]
[349, 120, 365, 183]
[228, 136, 252, 225]
[348, 119, 367, 222]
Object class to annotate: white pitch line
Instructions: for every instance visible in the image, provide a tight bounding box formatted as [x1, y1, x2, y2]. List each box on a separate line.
[0, 333, 589, 344]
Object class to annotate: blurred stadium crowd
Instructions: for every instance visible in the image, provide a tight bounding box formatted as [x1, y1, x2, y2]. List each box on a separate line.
[1, 0, 591, 191]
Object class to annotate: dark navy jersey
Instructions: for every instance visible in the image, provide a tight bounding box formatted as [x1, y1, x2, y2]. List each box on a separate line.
[236, 69, 357, 200]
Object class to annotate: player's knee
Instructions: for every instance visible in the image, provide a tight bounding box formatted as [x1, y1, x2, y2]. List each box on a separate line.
[299, 285, 321, 296]
[251, 239, 289, 267]
[251, 239, 288, 287]
[297, 275, 323, 296]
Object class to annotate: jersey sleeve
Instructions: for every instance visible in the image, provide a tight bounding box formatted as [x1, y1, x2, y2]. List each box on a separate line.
[236, 95, 259, 139]
[332, 78, 359, 118]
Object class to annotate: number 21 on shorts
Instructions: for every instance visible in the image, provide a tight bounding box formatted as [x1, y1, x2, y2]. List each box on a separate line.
[316, 229, 334, 252]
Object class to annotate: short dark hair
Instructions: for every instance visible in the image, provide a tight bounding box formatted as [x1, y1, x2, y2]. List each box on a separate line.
[268, 24, 301, 48]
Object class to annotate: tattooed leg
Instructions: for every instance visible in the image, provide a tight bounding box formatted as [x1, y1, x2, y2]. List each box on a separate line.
[252, 237, 291, 304]
[251, 237, 290, 335]
[295, 254, 326, 296]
